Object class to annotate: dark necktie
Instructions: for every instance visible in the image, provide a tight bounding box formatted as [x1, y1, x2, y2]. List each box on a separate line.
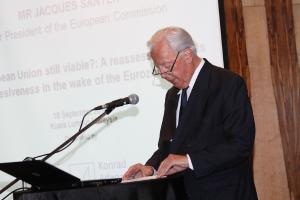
[179, 87, 188, 122]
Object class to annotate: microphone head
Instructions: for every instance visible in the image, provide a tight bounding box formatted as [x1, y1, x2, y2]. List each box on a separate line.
[128, 94, 139, 105]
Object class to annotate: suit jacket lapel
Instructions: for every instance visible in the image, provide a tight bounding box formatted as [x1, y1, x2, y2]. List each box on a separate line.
[170, 60, 212, 153]
[166, 88, 179, 138]
[157, 86, 179, 146]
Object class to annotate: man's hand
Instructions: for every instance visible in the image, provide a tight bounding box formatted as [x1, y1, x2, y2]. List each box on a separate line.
[122, 163, 154, 181]
[157, 154, 189, 177]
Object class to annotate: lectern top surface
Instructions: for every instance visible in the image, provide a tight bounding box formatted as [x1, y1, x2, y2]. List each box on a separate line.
[0, 160, 81, 189]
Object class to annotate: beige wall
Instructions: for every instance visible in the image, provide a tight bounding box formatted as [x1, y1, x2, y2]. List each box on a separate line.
[241, 0, 300, 199]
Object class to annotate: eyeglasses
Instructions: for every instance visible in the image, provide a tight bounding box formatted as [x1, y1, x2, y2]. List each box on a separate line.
[152, 51, 181, 76]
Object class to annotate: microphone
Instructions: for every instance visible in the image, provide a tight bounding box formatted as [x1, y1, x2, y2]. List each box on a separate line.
[93, 94, 139, 110]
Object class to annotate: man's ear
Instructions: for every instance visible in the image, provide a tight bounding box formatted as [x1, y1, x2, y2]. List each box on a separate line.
[183, 48, 193, 64]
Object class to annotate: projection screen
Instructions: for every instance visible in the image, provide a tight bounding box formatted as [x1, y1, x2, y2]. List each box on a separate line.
[0, 0, 225, 192]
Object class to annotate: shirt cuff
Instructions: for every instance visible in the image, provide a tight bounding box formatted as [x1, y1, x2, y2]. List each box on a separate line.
[152, 167, 157, 175]
[187, 154, 194, 170]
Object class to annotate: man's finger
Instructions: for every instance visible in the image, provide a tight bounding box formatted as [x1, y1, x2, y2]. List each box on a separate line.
[122, 164, 142, 180]
[157, 154, 189, 177]
[157, 158, 172, 177]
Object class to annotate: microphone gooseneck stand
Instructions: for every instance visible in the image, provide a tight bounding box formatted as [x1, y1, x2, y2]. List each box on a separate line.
[0, 107, 115, 195]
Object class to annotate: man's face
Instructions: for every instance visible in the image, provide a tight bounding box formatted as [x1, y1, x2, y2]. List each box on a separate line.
[150, 40, 189, 89]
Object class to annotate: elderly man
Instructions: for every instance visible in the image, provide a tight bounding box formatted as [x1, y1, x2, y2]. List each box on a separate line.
[123, 27, 258, 200]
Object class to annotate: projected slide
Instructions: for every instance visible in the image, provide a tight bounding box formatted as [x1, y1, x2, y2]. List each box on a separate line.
[0, 0, 224, 189]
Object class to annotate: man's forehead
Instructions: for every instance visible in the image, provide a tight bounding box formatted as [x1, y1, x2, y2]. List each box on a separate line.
[152, 39, 170, 52]
[151, 52, 174, 66]
[151, 42, 175, 60]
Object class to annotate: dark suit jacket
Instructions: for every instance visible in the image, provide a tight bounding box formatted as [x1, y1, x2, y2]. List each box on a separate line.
[146, 59, 258, 200]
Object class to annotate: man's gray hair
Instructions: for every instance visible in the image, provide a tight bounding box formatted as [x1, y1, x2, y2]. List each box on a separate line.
[148, 27, 197, 54]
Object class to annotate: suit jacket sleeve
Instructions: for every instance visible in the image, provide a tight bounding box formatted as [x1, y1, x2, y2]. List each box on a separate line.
[145, 89, 175, 170]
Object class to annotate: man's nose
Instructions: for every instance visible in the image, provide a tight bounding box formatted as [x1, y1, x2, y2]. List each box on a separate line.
[160, 66, 170, 73]
[161, 71, 171, 79]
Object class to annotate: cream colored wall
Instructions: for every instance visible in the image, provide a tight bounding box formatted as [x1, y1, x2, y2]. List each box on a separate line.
[241, 0, 300, 199]
[293, 0, 300, 4]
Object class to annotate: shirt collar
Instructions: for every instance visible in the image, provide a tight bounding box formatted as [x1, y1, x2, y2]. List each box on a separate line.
[177, 58, 205, 96]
